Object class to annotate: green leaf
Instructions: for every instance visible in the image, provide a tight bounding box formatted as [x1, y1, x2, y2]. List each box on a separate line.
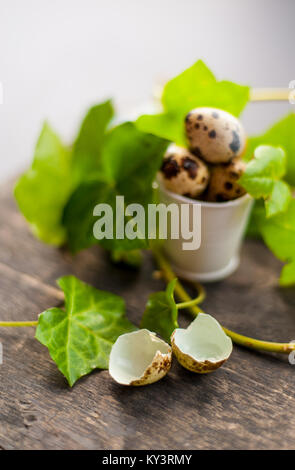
[243, 145, 287, 185]
[254, 199, 295, 285]
[265, 180, 292, 218]
[110, 249, 143, 268]
[72, 100, 114, 184]
[161, 60, 249, 116]
[245, 113, 295, 186]
[14, 123, 72, 245]
[101, 122, 168, 205]
[140, 279, 178, 343]
[245, 200, 265, 239]
[257, 199, 295, 262]
[35, 275, 136, 386]
[14, 100, 114, 247]
[63, 179, 149, 253]
[240, 145, 291, 217]
[136, 60, 249, 145]
[136, 113, 186, 146]
[280, 260, 295, 286]
[62, 179, 112, 252]
[63, 122, 168, 253]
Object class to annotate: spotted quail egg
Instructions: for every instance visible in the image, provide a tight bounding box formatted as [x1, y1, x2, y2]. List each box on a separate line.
[207, 157, 246, 202]
[159, 144, 209, 198]
[185, 107, 246, 164]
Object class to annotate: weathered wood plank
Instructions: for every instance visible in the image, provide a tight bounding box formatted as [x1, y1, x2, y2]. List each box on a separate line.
[0, 180, 295, 449]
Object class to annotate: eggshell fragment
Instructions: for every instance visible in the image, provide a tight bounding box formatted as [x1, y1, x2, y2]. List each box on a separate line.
[185, 107, 246, 164]
[207, 157, 246, 202]
[159, 144, 209, 198]
[171, 313, 232, 373]
[109, 329, 172, 386]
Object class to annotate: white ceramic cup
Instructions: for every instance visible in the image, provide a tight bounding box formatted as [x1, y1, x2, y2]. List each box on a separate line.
[158, 181, 253, 282]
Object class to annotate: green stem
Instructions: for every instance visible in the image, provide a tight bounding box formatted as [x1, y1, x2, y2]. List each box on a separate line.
[176, 277, 205, 310]
[190, 281, 206, 304]
[250, 88, 289, 102]
[153, 248, 204, 313]
[153, 248, 295, 354]
[0, 321, 38, 327]
[176, 296, 203, 311]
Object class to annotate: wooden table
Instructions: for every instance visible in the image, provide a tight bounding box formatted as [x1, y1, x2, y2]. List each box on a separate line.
[0, 180, 294, 450]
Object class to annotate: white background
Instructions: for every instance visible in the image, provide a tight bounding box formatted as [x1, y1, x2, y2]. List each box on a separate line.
[0, 0, 294, 181]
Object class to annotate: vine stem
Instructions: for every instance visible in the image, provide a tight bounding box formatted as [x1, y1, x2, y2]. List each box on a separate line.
[250, 88, 289, 102]
[0, 321, 38, 327]
[176, 298, 202, 310]
[154, 86, 290, 104]
[152, 248, 295, 354]
[176, 283, 205, 310]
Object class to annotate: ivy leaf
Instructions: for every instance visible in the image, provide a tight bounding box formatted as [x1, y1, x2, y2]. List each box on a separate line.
[62, 179, 114, 252]
[14, 100, 114, 247]
[63, 122, 168, 253]
[245, 200, 265, 239]
[140, 279, 178, 343]
[71, 100, 114, 184]
[136, 60, 249, 145]
[161, 60, 249, 116]
[14, 123, 73, 245]
[245, 113, 295, 186]
[257, 200, 295, 262]
[136, 113, 185, 146]
[280, 260, 295, 287]
[240, 145, 291, 218]
[110, 249, 143, 268]
[63, 179, 149, 253]
[101, 122, 168, 206]
[35, 275, 136, 386]
[265, 180, 292, 218]
[240, 145, 286, 197]
[161, 60, 215, 112]
[254, 200, 295, 285]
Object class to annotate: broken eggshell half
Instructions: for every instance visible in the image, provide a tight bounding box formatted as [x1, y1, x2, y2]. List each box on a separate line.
[109, 329, 172, 386]
[171, 313, 232, 373]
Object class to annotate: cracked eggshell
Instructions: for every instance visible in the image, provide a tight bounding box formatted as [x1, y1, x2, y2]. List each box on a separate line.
[185, 107, 246, 164]
[207, 157, 246, 202]
[159, 144, 209, 198]
[109, 329, 172, 386]
[171, 313, 232, 373]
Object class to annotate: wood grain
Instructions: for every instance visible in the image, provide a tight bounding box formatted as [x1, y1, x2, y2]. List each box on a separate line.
[0, 180, 295, 450]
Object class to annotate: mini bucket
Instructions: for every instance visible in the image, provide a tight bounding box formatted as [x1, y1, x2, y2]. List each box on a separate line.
[158, 182, 253, 282]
